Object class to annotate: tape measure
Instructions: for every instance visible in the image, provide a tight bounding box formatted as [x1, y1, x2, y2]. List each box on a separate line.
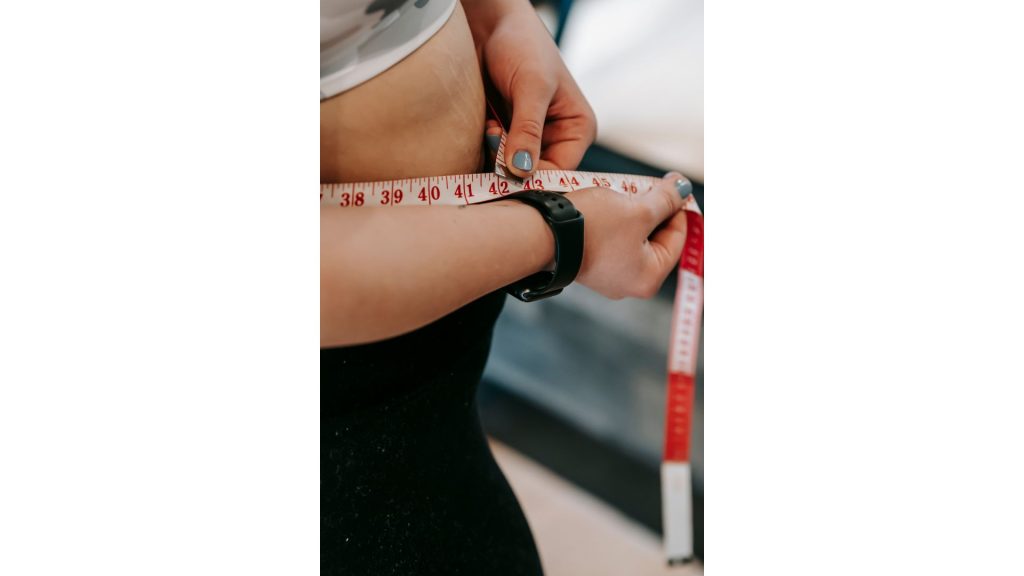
[320, 170, 695, 208]
[664, 207, 703, 564]
[321, 169, 703, 563]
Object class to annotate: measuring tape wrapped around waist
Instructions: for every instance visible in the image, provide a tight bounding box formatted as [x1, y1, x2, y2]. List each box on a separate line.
[321, 170, 704, 563]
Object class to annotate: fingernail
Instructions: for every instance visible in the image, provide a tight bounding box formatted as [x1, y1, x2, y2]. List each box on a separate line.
[486, 133, 501, 152]
[665, 172, 692, 199]
[512, 150, 533, 172]
[675, 179, 692, 199]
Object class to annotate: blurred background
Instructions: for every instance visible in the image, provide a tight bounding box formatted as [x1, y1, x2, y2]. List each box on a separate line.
[479, 0, 704, 574]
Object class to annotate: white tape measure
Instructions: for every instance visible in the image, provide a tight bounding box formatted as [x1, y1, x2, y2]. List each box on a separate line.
[319, 170, 694, 208]
[321, 170, 703, 563]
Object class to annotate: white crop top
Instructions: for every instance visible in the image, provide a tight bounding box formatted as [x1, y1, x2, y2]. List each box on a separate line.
[320, 0, 457, 100]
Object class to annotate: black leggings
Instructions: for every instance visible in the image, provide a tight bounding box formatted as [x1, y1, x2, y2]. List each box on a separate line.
[321, 291, 543, 575]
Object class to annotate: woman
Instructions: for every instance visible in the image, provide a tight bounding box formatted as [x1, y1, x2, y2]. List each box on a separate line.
[321, 1, 690, 573]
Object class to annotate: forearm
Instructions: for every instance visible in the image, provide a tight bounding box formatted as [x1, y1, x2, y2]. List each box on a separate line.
[320, 201, 553, 347]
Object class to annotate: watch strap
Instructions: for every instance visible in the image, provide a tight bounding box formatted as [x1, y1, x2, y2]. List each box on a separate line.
[504, 191, 584, 302]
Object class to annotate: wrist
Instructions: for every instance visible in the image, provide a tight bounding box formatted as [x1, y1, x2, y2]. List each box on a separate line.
[502, 191, 584, 302]
[505, 199, 556, 274]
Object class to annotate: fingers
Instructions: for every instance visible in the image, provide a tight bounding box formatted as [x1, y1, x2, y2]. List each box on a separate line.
[485, 119, 502, 155]
[504, 76, 557, 178]
[532, 108, 598, 169]
[634, 172, 692, 296]
[640, 172, 693, 228]
[645, 209, 690, 287]
[536, 120, 593, 170]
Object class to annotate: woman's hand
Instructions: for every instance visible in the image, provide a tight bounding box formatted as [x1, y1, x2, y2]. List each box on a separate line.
[463, 0, 597, 179]
[564, 173, 692, 300]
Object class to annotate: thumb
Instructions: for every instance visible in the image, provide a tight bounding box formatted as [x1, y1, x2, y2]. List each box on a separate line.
[504, 78, 556, 178]
[642, 172, 693, 228]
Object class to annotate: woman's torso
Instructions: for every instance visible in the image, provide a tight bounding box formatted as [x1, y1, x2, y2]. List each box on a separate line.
[320, 0, 484, 184]
[320, 3, 543, 574]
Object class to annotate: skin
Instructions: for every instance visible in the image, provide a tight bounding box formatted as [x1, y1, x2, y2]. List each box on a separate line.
[321, 2, 553, 347]
[462, 0, 598, 177]
[321, 1, 688, 348]
[320, 2, 486, 182]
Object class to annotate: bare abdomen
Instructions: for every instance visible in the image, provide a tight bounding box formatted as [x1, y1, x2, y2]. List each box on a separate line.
[320, 2, 486, 183]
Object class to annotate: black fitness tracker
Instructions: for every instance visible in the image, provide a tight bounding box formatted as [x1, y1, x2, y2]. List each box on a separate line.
[504, 190, 584, 302]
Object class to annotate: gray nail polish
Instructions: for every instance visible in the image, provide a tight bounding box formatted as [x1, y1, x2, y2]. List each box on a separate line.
[512, 150, 533, 172]
[486, 133, 501, 152]
[675, 178, 693, 199]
